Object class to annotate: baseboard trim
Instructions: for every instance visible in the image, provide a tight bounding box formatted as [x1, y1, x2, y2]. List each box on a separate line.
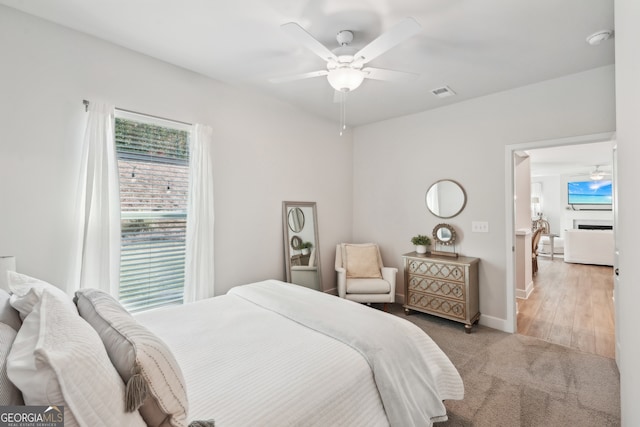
[479, 314, 510, 332]
[324, 287, 337, 296]
[515, 280, 534, 299]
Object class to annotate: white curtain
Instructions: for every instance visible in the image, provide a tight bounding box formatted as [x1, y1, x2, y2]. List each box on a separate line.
[184, 124, 215, 302]
[70, 102, 121, 296]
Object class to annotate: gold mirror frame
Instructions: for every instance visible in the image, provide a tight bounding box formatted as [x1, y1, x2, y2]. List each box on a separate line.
[290, 235, 303, 250]
[425, 179, 467, 219]
[287, 207, 305, 232]
[433, 223, 456, 245]
[431, 223, 459, 257]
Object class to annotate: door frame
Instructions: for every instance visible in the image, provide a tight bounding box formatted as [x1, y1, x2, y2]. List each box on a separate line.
[504, 131, 616, 333]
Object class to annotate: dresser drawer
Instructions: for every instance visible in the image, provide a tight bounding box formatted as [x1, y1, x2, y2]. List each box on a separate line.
[407, 291, 466, 320]
[407, 275, 465, 301]
[407, 259, 465, 283]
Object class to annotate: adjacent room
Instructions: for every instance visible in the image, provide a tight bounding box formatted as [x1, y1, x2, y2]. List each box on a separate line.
[1, 0, 639, 426]
[516, 142, 615, 359]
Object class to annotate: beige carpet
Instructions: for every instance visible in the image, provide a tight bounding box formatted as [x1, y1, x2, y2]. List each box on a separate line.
[388, 304, 621, 427]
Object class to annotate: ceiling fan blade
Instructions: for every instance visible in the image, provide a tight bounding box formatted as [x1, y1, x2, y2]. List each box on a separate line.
[268, 70, 328, 84]
[353, 17, 421, 65]
[281, 22, 338, 62]
[362, 67, 419, 82]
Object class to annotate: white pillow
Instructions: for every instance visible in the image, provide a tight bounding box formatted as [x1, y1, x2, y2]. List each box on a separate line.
[7, 290, 146, 427]
[75, 289, 188, 427]
[7, 271, 76, 319]
[0, 289, 21, 331]
[0, 322, 23, 405]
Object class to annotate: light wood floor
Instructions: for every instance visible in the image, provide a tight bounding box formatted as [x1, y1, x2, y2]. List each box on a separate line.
[517, 255, 615, 359]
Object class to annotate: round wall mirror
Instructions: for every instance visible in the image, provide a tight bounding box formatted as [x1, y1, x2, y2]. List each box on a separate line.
[425, 179, 467, 219]
[433, 223, 457, 246]
[290, 235, 303, 250]
[288, 207, 305, 232]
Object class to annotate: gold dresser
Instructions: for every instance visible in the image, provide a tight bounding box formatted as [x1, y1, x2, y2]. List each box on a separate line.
[402, 252, 480, 333]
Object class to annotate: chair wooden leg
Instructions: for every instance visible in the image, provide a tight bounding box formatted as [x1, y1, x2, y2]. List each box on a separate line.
[383, 303, 389, 312]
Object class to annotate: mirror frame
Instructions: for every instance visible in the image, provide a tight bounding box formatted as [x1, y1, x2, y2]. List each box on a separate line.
[425, 179, 467, 219]
[432, 223, 457, 246]
[287, 207, 305, 232]
[290, 235, 303, 250]
[282, 201, 322, 289]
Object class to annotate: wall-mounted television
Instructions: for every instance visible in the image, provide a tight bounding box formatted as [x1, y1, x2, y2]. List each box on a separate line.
[567, 180, 612, 205]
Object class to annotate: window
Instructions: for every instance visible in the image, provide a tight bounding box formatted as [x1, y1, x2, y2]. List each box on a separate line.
[115, 111, 191, 312]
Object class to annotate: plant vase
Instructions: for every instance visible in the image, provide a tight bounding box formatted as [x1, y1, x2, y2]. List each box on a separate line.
[415, 245, 428, 254]
[302, 248, 310, 255]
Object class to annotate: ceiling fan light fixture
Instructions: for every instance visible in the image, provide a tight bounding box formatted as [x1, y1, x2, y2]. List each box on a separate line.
[327, 67, 364, 92]
[590, 165, 605, 180]
[586, 30, 613, 46]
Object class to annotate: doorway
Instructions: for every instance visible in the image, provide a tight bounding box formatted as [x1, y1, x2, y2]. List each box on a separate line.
[504, 132, 616, 356]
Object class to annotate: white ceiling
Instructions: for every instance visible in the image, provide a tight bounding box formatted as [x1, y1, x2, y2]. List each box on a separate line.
[527, 141, 614, 178]
[0, 0, 614, 127]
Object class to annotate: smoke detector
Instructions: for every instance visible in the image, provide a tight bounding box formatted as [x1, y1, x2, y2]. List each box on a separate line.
[586, 30, 613, 46]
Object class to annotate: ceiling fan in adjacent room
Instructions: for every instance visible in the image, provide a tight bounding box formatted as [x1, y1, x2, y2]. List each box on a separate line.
[269, 17, 422, 93]
[589, 165, 611, 180]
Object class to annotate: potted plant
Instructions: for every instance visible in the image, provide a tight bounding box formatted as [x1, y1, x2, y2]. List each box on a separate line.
[300, 241, 313, 255]
[411, 235, 431, 254]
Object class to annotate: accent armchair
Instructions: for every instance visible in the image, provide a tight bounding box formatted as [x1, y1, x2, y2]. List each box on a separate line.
[335, 243, 397, 310]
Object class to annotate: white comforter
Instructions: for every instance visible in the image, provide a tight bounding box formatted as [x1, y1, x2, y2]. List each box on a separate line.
[136, 280, 463, 427]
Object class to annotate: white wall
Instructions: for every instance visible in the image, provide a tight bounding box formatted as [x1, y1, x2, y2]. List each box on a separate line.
[614, 0, 640, 424]
[353, 65, 615, 328]
[0, 6, 353, 295]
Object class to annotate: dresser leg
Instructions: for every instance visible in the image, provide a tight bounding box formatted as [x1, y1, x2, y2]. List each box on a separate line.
[404, 308, 413, 315]
[464, 324, 472, 334]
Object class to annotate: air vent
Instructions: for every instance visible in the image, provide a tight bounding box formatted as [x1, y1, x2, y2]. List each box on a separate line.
[431, 86, 456, 98]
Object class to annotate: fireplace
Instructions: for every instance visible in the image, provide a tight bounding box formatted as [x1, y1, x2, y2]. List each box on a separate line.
[573, 219, 613, 230]
[577, 224, 613, 230]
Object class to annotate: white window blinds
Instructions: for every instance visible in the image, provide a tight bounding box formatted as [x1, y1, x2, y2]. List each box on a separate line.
[115, 111, 191, 312]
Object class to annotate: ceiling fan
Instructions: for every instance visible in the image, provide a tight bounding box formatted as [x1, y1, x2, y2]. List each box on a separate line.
[590, 165, 612, 180]
[269, 18, 422, 93]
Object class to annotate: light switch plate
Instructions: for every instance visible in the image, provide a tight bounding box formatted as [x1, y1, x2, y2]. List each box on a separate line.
[472, 221, 489, 233]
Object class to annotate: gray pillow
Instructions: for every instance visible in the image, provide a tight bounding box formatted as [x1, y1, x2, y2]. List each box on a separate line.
[74, 289, 188, 427]
[6, 291, 146, 426]
[0, 289, 21, 331]
[0, 322, 23, 405]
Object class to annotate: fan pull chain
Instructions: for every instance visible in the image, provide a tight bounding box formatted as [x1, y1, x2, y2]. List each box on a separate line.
[339, 91, 347, 136]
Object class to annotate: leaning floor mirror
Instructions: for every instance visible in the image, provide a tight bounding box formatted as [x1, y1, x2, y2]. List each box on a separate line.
[282, 201, 322, 291]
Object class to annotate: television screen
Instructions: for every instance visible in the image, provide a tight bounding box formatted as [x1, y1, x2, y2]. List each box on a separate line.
[567, 180, 612, 205]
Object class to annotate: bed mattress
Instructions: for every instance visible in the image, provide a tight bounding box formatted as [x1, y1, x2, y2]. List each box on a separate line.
[136, 290, 388, 426]
[135, 280, 463, 426]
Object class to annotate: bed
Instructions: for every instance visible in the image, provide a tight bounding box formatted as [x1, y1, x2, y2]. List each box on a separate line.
[1, 274, 463, 427]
